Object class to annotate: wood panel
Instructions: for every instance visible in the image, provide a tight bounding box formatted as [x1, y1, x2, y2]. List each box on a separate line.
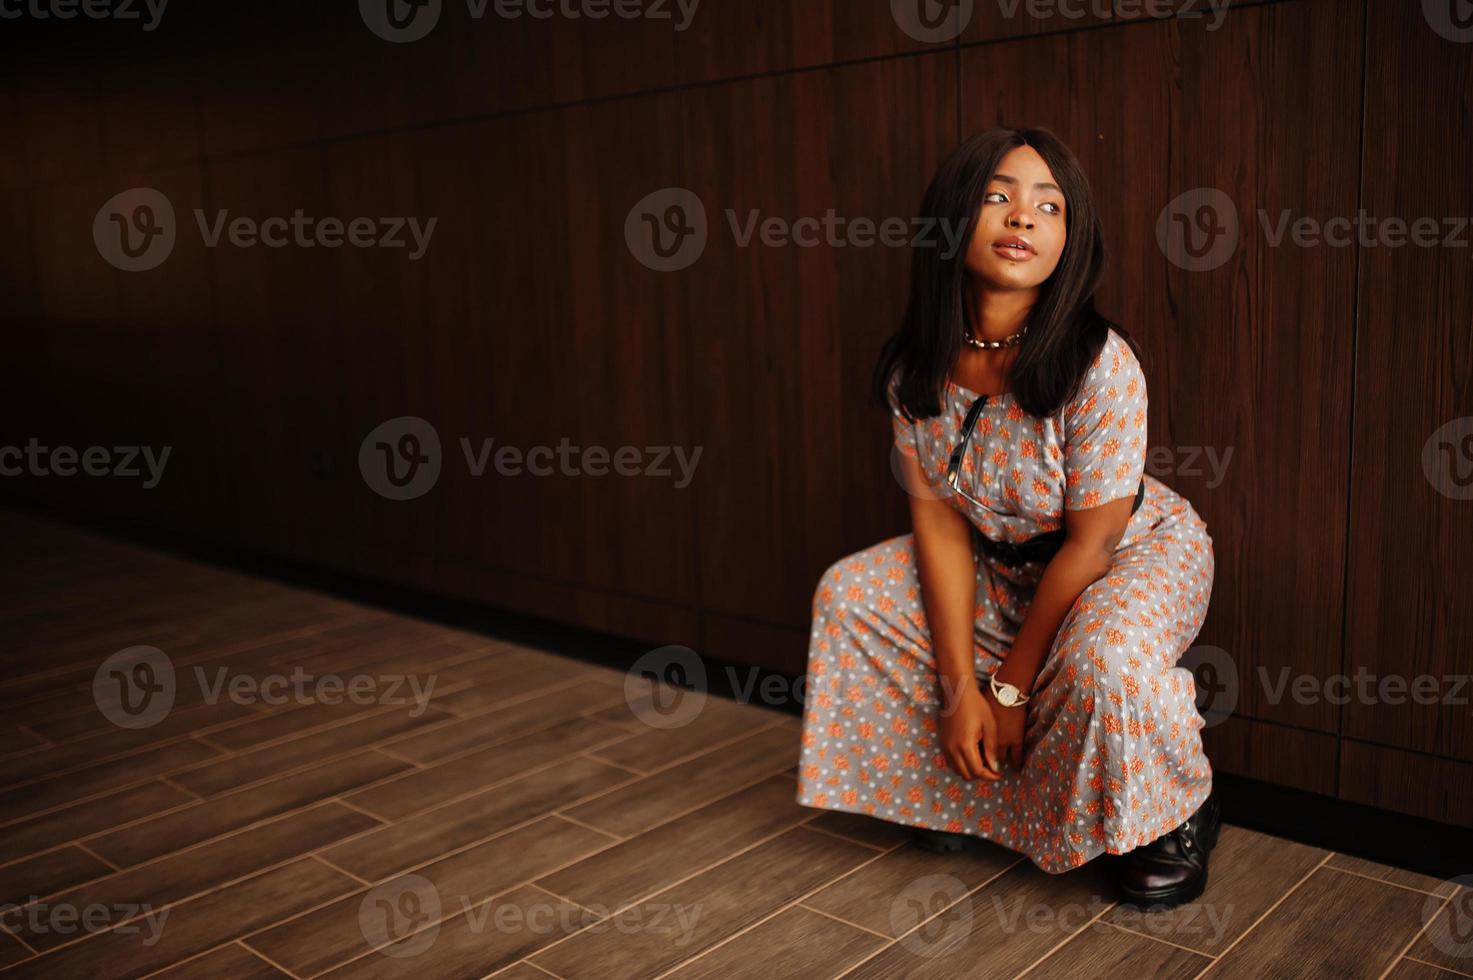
[23, 166, 223, 536]
[411, 92, 695, 604]
[1341, 0, 1473, 762]
[203, 147, 351, 565]
[677, 0, 949, 82]
[963, 0, 1363, 732]
[1339, 739, 1473, 829]
[681, 51, 959, 627]
[308, 2, 680, 140]
[965, 0, 1112, 42]
[1199, 714, 1339, 796]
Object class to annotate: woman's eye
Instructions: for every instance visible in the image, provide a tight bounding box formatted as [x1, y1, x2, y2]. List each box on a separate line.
[985, 191, 1063, 216]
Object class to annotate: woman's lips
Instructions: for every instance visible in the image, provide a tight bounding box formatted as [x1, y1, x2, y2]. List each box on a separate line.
[992, 242, 1035, 261]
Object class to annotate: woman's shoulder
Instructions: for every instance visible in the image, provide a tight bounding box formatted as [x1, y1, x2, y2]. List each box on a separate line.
[1065, 328, 1145, 418]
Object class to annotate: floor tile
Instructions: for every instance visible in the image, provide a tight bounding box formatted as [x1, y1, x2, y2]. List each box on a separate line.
[345, 716, 632, 821]
[560, 725, 800, 837]
[1103, 824, 1327, 954]
[248, 817, 613, 976]
[321, 756, 633, 882]
[530, 827, 877, 980]
[661, 904, 887, 979]
[537, 773, 817, 911]
[1200, 866, 1436, 978]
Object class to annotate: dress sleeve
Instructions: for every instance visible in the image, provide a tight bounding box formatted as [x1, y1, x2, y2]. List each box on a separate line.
[1063, 331, 1147, 510]
[886, 369, 920, 457]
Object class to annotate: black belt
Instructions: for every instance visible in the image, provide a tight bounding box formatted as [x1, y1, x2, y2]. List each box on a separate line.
[972, 478, 1145, 566]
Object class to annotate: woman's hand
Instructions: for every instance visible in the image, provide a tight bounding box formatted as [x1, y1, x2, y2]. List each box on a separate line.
[983, 679, 1028, 770]
[938, 678, 1003, 781]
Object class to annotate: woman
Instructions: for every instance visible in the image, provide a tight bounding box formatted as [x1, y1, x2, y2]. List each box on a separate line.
[795, 127, 1220, 909]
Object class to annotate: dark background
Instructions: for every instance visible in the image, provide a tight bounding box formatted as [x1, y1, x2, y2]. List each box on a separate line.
[2, 0, 1470, 833]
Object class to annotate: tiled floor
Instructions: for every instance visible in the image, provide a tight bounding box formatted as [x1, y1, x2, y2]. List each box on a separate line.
[1, 509, 1468, 979]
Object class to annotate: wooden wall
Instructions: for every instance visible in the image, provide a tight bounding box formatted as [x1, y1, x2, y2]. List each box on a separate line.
[2, 0, 1469, 828]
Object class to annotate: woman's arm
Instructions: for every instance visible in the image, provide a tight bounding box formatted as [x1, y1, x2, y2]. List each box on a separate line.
[987, 331, 1149, 766]
[991, 495, 1133, 697]
[897, 450, 1002, 781]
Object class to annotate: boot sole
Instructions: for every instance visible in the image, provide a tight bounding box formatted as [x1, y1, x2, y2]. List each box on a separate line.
[911, 830, 984, 854]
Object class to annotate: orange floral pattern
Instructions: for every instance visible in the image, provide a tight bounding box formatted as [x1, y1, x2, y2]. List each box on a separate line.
[796, 330, 1216, 874]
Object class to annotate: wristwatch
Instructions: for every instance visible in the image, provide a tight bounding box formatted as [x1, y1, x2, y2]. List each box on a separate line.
[988, 671, 1030, 707]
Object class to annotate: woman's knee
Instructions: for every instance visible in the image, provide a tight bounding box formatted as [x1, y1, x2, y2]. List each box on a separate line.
[813, 535, 913, 606]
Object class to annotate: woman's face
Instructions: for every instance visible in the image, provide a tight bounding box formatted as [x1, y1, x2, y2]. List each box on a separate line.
[963, 145, 1068, 291]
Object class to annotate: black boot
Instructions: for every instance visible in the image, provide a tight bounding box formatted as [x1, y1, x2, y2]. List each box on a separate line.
[911, 827, 985, 853]
[1116, 791, 1222, 909]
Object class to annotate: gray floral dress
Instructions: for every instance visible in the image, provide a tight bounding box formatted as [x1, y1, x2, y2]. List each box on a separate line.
[795, 329, 1216, 872]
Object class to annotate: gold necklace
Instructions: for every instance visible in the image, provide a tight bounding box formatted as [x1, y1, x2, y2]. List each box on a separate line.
[964, 324, 1028, 350]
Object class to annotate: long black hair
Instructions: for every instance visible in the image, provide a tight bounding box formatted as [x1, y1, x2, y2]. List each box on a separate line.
[873, 126, 1140, 423]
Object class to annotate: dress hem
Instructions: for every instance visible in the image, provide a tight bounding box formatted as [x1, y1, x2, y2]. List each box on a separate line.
[794, 773, 1214, 876]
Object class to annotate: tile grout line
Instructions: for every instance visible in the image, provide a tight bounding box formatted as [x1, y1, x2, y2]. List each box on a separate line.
[265, 797, 828, 979]
[549, 813, 626, 843]
[0, 747, 422, 876]
[363, 813, 860, 980]
[236, 940, 307, 980]
[578, 752, 651, 776]
[223, 775, 804, 972]
[0, 660, 615, 819]
[550, 758, 801, 841]
[0, 666, 616, 832]
[1188, 851, 1335, 980]
[1321, 861, 1460, 898]
[311, 853, 374, 888]
[6, 799, 432, 957]
[0, 727, 380, 831]
[252, 812, 682, 977]
[132, 939, 308, 980]
[329, 797, 391, 827]
[1013, 895, 1123, 978]
[604, 709, 796, 765]
[795, 901, 896, 941]
[1090, 917, 1217, 959]
[810, 856, 1029, 980]
[1401, 955, 1473, 979]
[383, 683, 634, 763]
[795, 822, 896, 852]
[527, 882, 601, 918]
[1373, 890, 1458, 980]
[158, 775, 207, 801]
[72, 840, 121, 873]
[645, 832, 1010, 980]
[325, 736, 656, 827]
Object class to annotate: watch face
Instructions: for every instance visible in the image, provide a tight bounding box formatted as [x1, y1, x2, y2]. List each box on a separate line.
[997, 686, 1017, 706]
